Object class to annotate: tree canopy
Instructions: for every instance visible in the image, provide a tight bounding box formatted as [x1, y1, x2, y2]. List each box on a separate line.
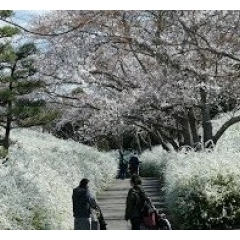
[0, 11, 59, 153]
[3, 10, 240, 152]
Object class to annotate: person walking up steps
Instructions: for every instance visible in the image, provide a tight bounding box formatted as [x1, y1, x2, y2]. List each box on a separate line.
[128, 152, 140, 176]
[72, 178, 99, 230]
[124, 174, 146, 230]
[119, 150, 128, 180]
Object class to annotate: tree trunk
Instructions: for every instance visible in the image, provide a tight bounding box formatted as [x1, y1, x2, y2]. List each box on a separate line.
[147, 134, 152, 151]
[188, 107, 201, 146]
[213, 115, 240, 144]
[3, 115, 11, 151]
[3, 82, 13, 151]
[138, 132, 152, 151]
[135, 129, 142, 154]
[158, 128, 179, 151]
[200, 87, 213, 148]
[131, 122, 172, 152]
[116, 133, 123, 152]
[156, 131, 171, 152]
[176, 112, 193, 147]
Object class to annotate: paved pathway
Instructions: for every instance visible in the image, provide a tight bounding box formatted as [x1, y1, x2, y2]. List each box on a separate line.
[96, 177, 169, 230]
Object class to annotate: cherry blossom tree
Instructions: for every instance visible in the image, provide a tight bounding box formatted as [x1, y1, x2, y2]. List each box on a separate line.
[29, 10, 240, 152]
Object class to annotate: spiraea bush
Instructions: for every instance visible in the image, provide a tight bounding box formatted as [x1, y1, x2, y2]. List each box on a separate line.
[0, 128, 118, 230]
[139, 146, 169, 182]
[140, 112, 240, 229]
[165, 151, 240, 229]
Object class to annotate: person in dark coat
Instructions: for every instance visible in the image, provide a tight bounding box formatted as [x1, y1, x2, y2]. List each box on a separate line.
[118, 149, 128, 180]
[124, 174, 146, 230]
[128, 153, 140, 176]
[72, 178, 99, 230]
[119, 157, 128, 179]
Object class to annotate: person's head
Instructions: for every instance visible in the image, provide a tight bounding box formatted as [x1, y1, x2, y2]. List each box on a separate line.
[130, 174, 142, 186]
[79, 178, 89, 189]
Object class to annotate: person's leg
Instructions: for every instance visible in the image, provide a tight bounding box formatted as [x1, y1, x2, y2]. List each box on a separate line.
[132, 167, 138, 175]
[137, 166, 140, 175]
[129, 167, 134, 177]
[130, 219, 141, 230]
[74, 217, 91, 230]
[120, 167, 124, 179]
[124, 164, 128, 178]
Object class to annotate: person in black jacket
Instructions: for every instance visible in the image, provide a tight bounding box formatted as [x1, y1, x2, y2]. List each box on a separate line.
[124, 174, 146, 230]
[128, 153, 140, 176]
[117, 149, 128, 180]
[72, 178, 99, 230]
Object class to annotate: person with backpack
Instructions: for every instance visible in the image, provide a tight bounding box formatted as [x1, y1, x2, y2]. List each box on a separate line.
[72, 178, 100, 230]
[128, 151, 141, 176]
[124, 174, 146, 230]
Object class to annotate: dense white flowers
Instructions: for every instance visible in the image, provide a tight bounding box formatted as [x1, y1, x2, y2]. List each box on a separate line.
[0, 128, 118, 229]
[140, 112, 240, 229]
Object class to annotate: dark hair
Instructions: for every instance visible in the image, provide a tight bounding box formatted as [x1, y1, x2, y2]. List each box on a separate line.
[79, 178, 89, 188]
[130, 174, 142, 185]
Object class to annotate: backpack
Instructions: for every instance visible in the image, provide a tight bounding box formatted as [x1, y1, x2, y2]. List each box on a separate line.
[131, 188, 144, 210]
[132, 188, 157, 228]
[129, 156, 139, 168]
[141, 197, 157, 228]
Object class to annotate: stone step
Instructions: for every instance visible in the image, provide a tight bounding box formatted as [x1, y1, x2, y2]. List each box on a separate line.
[100, 205, 167, 214]
[102, 208, 168, 220]
[101, 206, 167, 214]
[95, 177, 166, 229]
[104, 220, 129, 230]
[107, 178, 160, 185]
[98, 203, 164, 210]
[102, 186, 161, 192]
[105, 198, 164, 205]
[100, 187, 161, 192]
[98, 201, 166, 208]
[97, 191, 160, 199]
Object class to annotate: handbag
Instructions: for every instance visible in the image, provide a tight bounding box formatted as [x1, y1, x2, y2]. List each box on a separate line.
[141, 197, 157, 228]
[142, 211, 157, 228]
[91, 211, 99, 230]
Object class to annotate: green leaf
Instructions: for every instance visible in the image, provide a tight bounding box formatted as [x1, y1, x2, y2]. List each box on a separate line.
[0, 43, 17, 63]
[16, 80, 46, 95]
[0, 26, 19, 38]
[0, 89, 15, 103]
[16, 43, 37, 60]
[0, 10, 13, 19]
[17, 109, 60, 127]
[71, 87, 85, 95]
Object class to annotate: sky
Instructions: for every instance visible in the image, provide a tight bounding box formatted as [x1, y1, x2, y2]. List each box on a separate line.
[0, 11, 47, 28]
[1, 0, 240, 10]
[6, 4, 240, 31]
[13, 11, 47, 27]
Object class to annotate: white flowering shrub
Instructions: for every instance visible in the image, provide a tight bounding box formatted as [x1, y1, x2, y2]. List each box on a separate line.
[139, 146, 169, 182]
[165, 151, 240, 229]
[0, 128, 118, 230]
[139, 112, 240, 229]
[164, 112, 240, 229]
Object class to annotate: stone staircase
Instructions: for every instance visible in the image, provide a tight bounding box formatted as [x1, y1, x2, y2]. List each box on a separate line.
[96, 177, 170, 230]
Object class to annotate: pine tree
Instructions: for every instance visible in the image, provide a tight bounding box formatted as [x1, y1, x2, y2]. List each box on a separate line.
[0, 11, 59, 154]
